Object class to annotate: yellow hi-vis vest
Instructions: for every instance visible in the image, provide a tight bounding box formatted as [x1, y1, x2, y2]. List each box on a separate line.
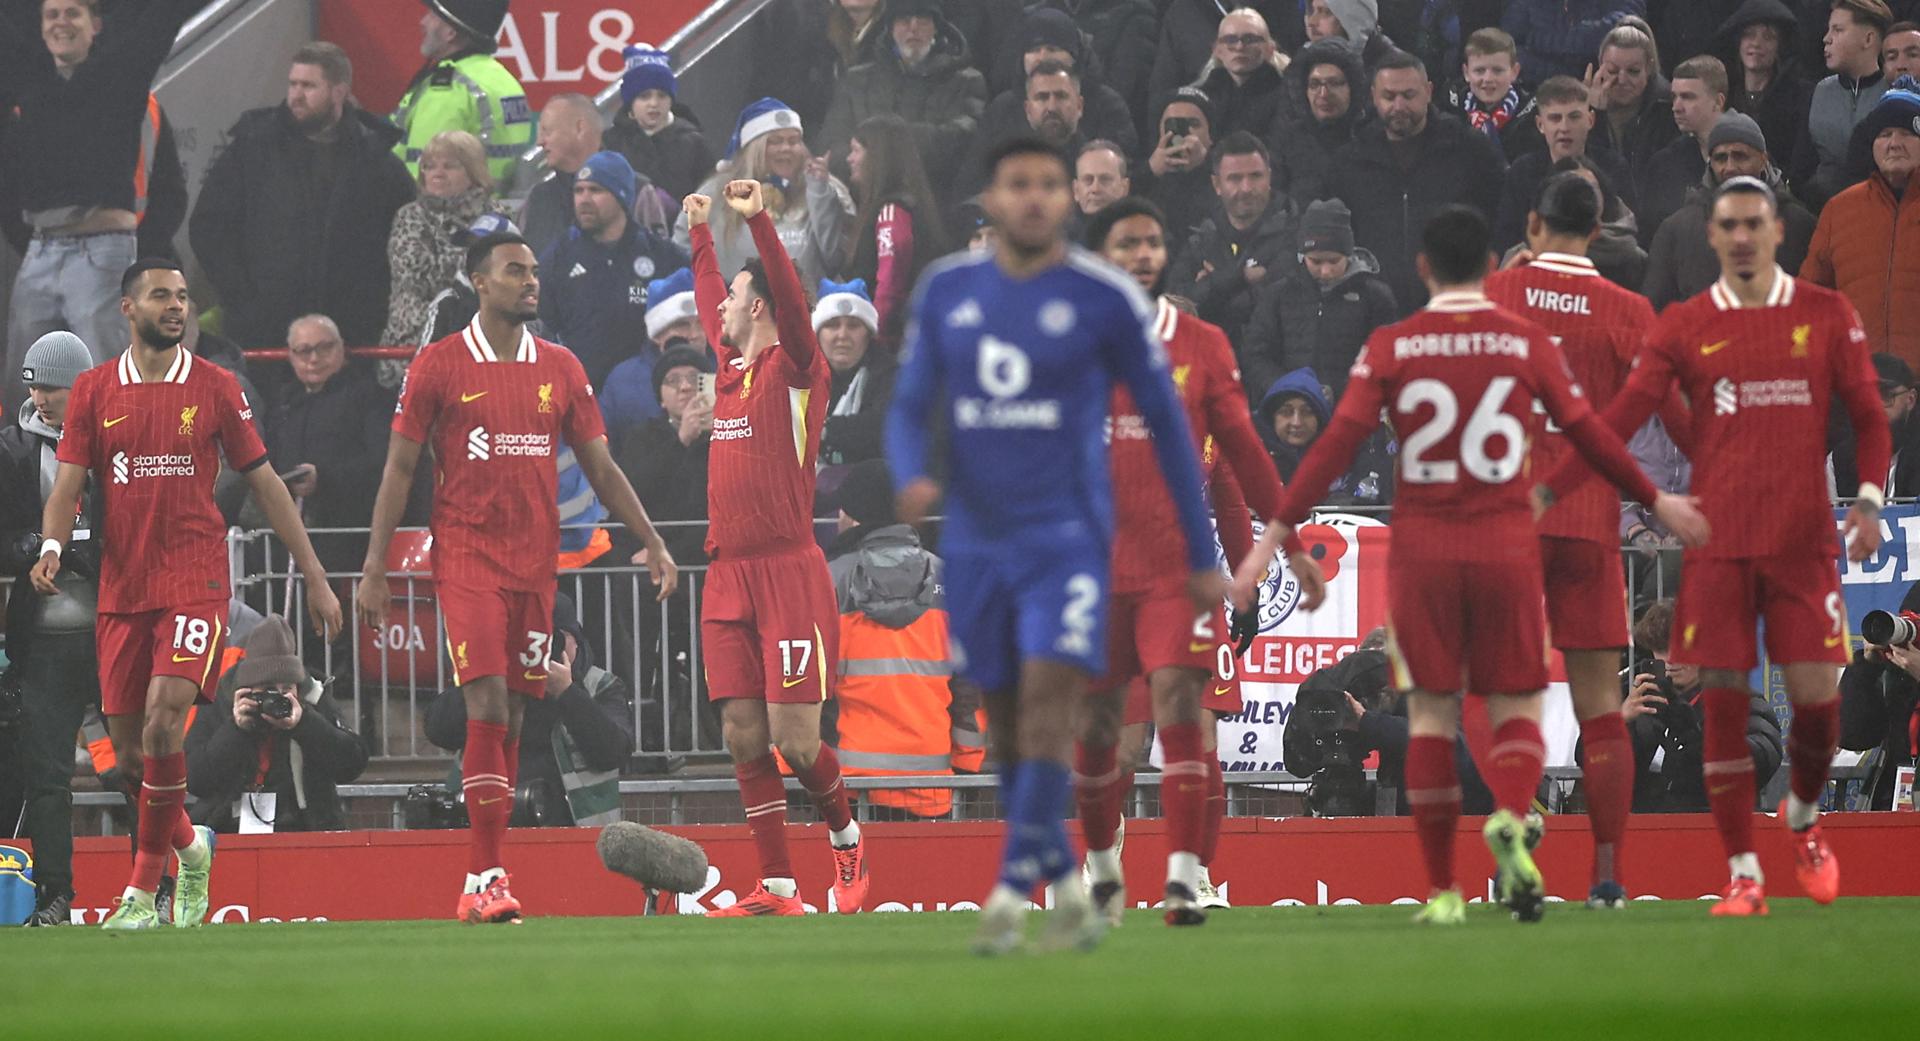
[392, 52, 533, 186]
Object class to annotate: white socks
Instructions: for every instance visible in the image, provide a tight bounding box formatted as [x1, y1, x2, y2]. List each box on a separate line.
[1728, 853, 1764, 884]
[1785, 793, 1819, 831]
[1085, 847, 1123, 885]
[830, 821, 861, 848]
[763, 877, 798, 898]
[1167, 851, 1201, 894]
[175, 830, 210, 869]
[120, 885, 155, 906]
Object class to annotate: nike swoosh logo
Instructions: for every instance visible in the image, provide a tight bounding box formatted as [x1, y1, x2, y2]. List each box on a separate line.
[461, 392, 488, 403]
[172, 653, 200, 663]
[475, 797, 504, 806]
[782, 675, 810, 688]
[523, 670, 547, 681]
[104, 416, 129, 428]
[1700, 340, 1730, 356]
[1214, 686, 1232, 698]
[1189, 642, 1213, 654]
[1825, 635, 1844, 648]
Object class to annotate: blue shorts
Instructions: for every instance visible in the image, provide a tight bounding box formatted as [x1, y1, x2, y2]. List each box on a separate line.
[943, 544, 1109, 693]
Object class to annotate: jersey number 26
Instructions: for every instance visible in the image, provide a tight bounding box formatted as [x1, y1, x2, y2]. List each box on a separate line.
[1397, 376, 1527, 485]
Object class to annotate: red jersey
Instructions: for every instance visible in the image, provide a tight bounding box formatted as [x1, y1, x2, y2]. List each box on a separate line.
[690, 212, 830, 560]
[57, 348, 267, 613]
[1559, 271, 1888, 560]
[1485, 252, 1654, 544]
[1277, 291, 1658, 562]
[393, 318, 605, 592]
[1110, 299, 1282, 590]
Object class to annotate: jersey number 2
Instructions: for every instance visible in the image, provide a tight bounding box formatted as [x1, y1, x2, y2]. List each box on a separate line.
[1397, 375, 1526, 485]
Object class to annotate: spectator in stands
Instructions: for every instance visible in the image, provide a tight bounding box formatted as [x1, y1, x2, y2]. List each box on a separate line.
[264, 314, 394, 569]
[380, 131, 512, 349]
[956, 196, 997, 253]
[1446, 28, 1540, 161]
[748, 0, 892, 132]
[817, 0, 987, 198]
[975, 8, 1140, 163]
[188, 43, 413, 352]
[1831, 353, 1920, 495]
[390, 0, 531, 186]
[1331, 51, 1507, 311]
[1166, 132, 1298, 347]
[1887, 19, 1920, 77]
[1502, 0, 1647, 86]
[537, 151, 689, 389]
[1545, 154, 1651, 288]
[620, 343, 716, 570]
[425, 595, 636, 827]
[960, 62, 1091, 199]
[1253, 366, 1395, 505]
[1152, 2, 1303, 121]
[845, 116, 945, 347]
[1637, 56, 1731, 245]
[1625, 600, 1782, 813]
[1242, 198, 1397, 402]
[0, 0, 196, 409]
[186, 616, 369, 833]
[1271, 38, 1367, 203]
[1143, 87, 1220, 243]
[815, 280, 896, 467]
[1195, 8, 1292, 142]
[1587, 18, 1680, 204]
[1840, 576, 1920, 808]
[1643, 111, 1816, 308]
[679, 98, 854, 290]
[523, 94, 604, 261]
[417, 212, 519, 349]
[600, 269, 703, 444]
[606, 46, 716, 204]
[1304, 0, 1398, 71]
[1720, 0, 1818, 169]
[1073, 140, 1132, 223]
[1025, 0, 1159, 131]
[1793, 0, 1894, 209]
[934, 0, 1030, 98]
[1802, 77, 1920, 365]
[1493, 75, 1639, 250]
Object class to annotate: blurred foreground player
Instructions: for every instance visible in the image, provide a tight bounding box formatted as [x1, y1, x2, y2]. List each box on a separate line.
[1542, 177, 1890, 916]
[358, 233, 678, 923]
[887, 139, 1223, 954]
[1231, 208, 1708, 925]
[33, 259, 343, 929]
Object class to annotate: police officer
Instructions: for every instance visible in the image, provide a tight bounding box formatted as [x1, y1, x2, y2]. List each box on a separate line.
[393, 1, 533, 187]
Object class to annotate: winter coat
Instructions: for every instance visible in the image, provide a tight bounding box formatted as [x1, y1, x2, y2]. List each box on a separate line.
[1800, 167, 1920, 369]
[1165, 199, 1301, 348]
[1256, 368, 1397, 505]
[1026, 0, 1161, 126]
[821, 352, 899, 467]
[1328, 108, 1508, 311]
[1196, 61, 1291, 144]
[1597, 76, 1681, 206]
[1716, 0, 1816, 167]
[1642, 167, 1816, 311]
[674, 169, 854, 291]
[186, 673, 369, 833]
[1628, 683, 1782, 813]
[537, 221, 691, 388]
[619, 415, 711, 567]
[1492, 146, 1638, 251]
[1150, 1, 1306, 120]
[1241, 248, 1398, 402]
[189, 105, 415, 349]
[976, 78, 1140, 165]
[1270, 39, 1369, 202]
[605, 107, 717, 203]
[1840, 584, 1920, 809]
[263, 363, 394, 532]
[1443, 81, 1541, 162]
[1635, 135, 1707, 248]
[1144, 165, 1218, 248]
[1791, 70, 1887, 211]
[1500, 0, 1649, 86]
[0, 401, 100, 643]
[816, 22, 988, 195]
[746, 0, 891, 132]
[380, 186, 512, 348]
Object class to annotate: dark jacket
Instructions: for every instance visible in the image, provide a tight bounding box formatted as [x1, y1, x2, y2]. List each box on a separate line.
[821, 351, 899, 467]
[1831, 387, 1920, 500]
[1643, 167, 1816, 310]
[1443, 81, 1542, 162]
[1150, 1, 1305, 126]
[1329, 109, 1508, 311]
[1840, 581, 1920, 810]
[1653, 0, 1745, 77]
[1635, 135, 1708, 248]
[619, 415, 711, 567]
[1195, 61, 1290, 144]
[185, 672, 369, 833]
[1145, 165, 1218, 249]
[1501, 0, 1649, 86]
[976, 77, 1140, 165]
[1165, 199, 1300, 348]
[1492, 146, 1638, 251]
[1598, 76, 1681, 206]
[1628, 683, 1782, 812]
[189, 104, 415, 349]
[519, 168, 577, 264]
[1716, 0, 1816, 168]
[136, 104, 187, 259]
[1242, 247, 1398, 403]
[1297, 649, 1493, 813]
[816, 20, 988, 194]
[746, 0, 892, 132]
[1025, 0, 1161, 127]
[263, 363, 394, 531]
[0, 401, 102, 648]
[537, 220, 690, 388]
[1270, 39, 1369, 203]
[1256, 368, 1396, 506]
[604, 107, 717, 204]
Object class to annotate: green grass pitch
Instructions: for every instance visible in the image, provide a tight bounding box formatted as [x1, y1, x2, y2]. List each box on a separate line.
[8, 900, 1918, 1039]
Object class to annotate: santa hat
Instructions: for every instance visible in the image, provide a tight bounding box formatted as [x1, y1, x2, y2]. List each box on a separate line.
[621, 44, 676, 104]
[812, 278, 878, 333]
[645, 268, 698, 340]
[727, 97, 802, 159]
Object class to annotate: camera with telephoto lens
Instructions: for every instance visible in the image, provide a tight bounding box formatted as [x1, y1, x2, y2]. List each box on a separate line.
[1284, 651, 1389, 818]
[1862, 610, 1920, 648]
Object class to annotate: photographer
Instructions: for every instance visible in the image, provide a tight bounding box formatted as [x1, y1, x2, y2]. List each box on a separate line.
[185, 616, 368, 832]
[424, 594, 635, 827]
[0, 333, 101, 925]
[1838, 585, 1920, 809]
[1624, 600, 1782, 813]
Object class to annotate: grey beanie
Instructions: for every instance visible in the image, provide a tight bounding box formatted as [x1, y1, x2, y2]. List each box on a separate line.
[21, 331, 92, 389]
[1300, 198, 1356, 256]
[1707, 111, 1768, 156]
[1323, 0, 1380, 43]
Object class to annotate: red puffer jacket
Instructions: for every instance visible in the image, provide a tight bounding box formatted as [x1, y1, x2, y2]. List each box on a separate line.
[1801, 167, 1920, 369]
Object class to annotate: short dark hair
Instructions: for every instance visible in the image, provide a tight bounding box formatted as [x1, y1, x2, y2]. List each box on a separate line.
[1551, 154, 1620, 210]
[1372, 49, 1428, 83]
[465, 232, 533, 279]
[1713, 174, 1779, 215]
[1631, 598, 1676, 654]
[1673, 55, 1729, 100]
[1833, 0, 1895, 38]
[739, 258, 779, 321]
[1027, 59, 1081, 92]
[1532, 171, 1603, 237]
[1534, 75, 1589, 108]
[291, 41, 352, 86]
[1419, 205, 1490, 285]
[985, 135, 1070, 182]
[1891, 20, 1920, 35]
[120, 257, 183, 299]
[1083, 196, 1168, 250]
[1210, 130, 1271, 173]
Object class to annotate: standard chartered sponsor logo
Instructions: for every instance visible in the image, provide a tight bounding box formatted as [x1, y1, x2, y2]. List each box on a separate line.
[467, 426, 552, 460]
[112, 451, 129, 484]
[467, 427, 491, 460]
[112, 450, 195, 482]
[712, 416, 754, 442]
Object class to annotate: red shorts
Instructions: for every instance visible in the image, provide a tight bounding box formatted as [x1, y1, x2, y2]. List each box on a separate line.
[702, 546, 840, 704]
[96, 601, 229, 716]
[1102, 583, 1222, 684]
[1122, 648, 1244, 725]
[439, 582, 555, 698]
[1386, 558, 1549, 695]
[1670, 555, 1847, 670]
[1540, 536, 1629, 650]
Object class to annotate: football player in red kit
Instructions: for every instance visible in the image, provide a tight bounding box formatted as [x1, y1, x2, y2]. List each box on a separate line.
[1074, 197, 1282, 926]
[357, 232, 679, 924]
[33, 258, 343, 929]
[1542, 177, 1890, 916]
[1232, 207, 1709, 925]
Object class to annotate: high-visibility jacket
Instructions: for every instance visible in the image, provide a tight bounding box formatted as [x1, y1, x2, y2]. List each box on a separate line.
[832, 607, 956, 817]
[391, 51, 533, 186]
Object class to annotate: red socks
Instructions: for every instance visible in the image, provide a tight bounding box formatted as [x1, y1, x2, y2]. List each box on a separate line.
[1160, 722, 1208, 857]
[736, 754, 793, 879]
[463, 720, 511, 874]
[1201, 756, 1225, 865]
[1788, 697, 1839, 807]
[504, 736, 521, 792]
[1578, 712, 1632, 886]
[130, 752, 189, 892]
[1702, 687, 1757, 858]
[1406, 736, 1461, 892]
[1486, 717, 1546, 817]
[1073, 741, 1125, 852]
[791, 744, 854, 834]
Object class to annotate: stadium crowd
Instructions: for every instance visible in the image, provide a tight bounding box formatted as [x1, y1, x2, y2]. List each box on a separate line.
[4, 0, 1920, 924]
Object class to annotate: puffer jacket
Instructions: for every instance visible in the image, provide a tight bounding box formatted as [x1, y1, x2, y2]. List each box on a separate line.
[1241, 247, 1398, 402]
[1800, 166, 1920, 369]
[1270, 39, 1369, 202]
[1195, 59, 1291, 143]
[815, 16, 987, 193]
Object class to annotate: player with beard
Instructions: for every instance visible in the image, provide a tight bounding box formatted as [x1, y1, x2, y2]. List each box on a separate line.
[1074, 197, 1285, 926]
[357, 233, 679, 924]
[33, 258, 343, 929]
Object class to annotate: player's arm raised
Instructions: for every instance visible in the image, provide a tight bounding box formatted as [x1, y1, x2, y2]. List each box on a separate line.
[682, 194, 728, 353]
[727, 180, 820, 370]
[357, 432, 424, 631]
[886, 276, 945, 526]
[29, 462, 87, 595]
[1835, 305, 1892, 562]
[573, 436, 679, 600]
[244, 462, 343, 638]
